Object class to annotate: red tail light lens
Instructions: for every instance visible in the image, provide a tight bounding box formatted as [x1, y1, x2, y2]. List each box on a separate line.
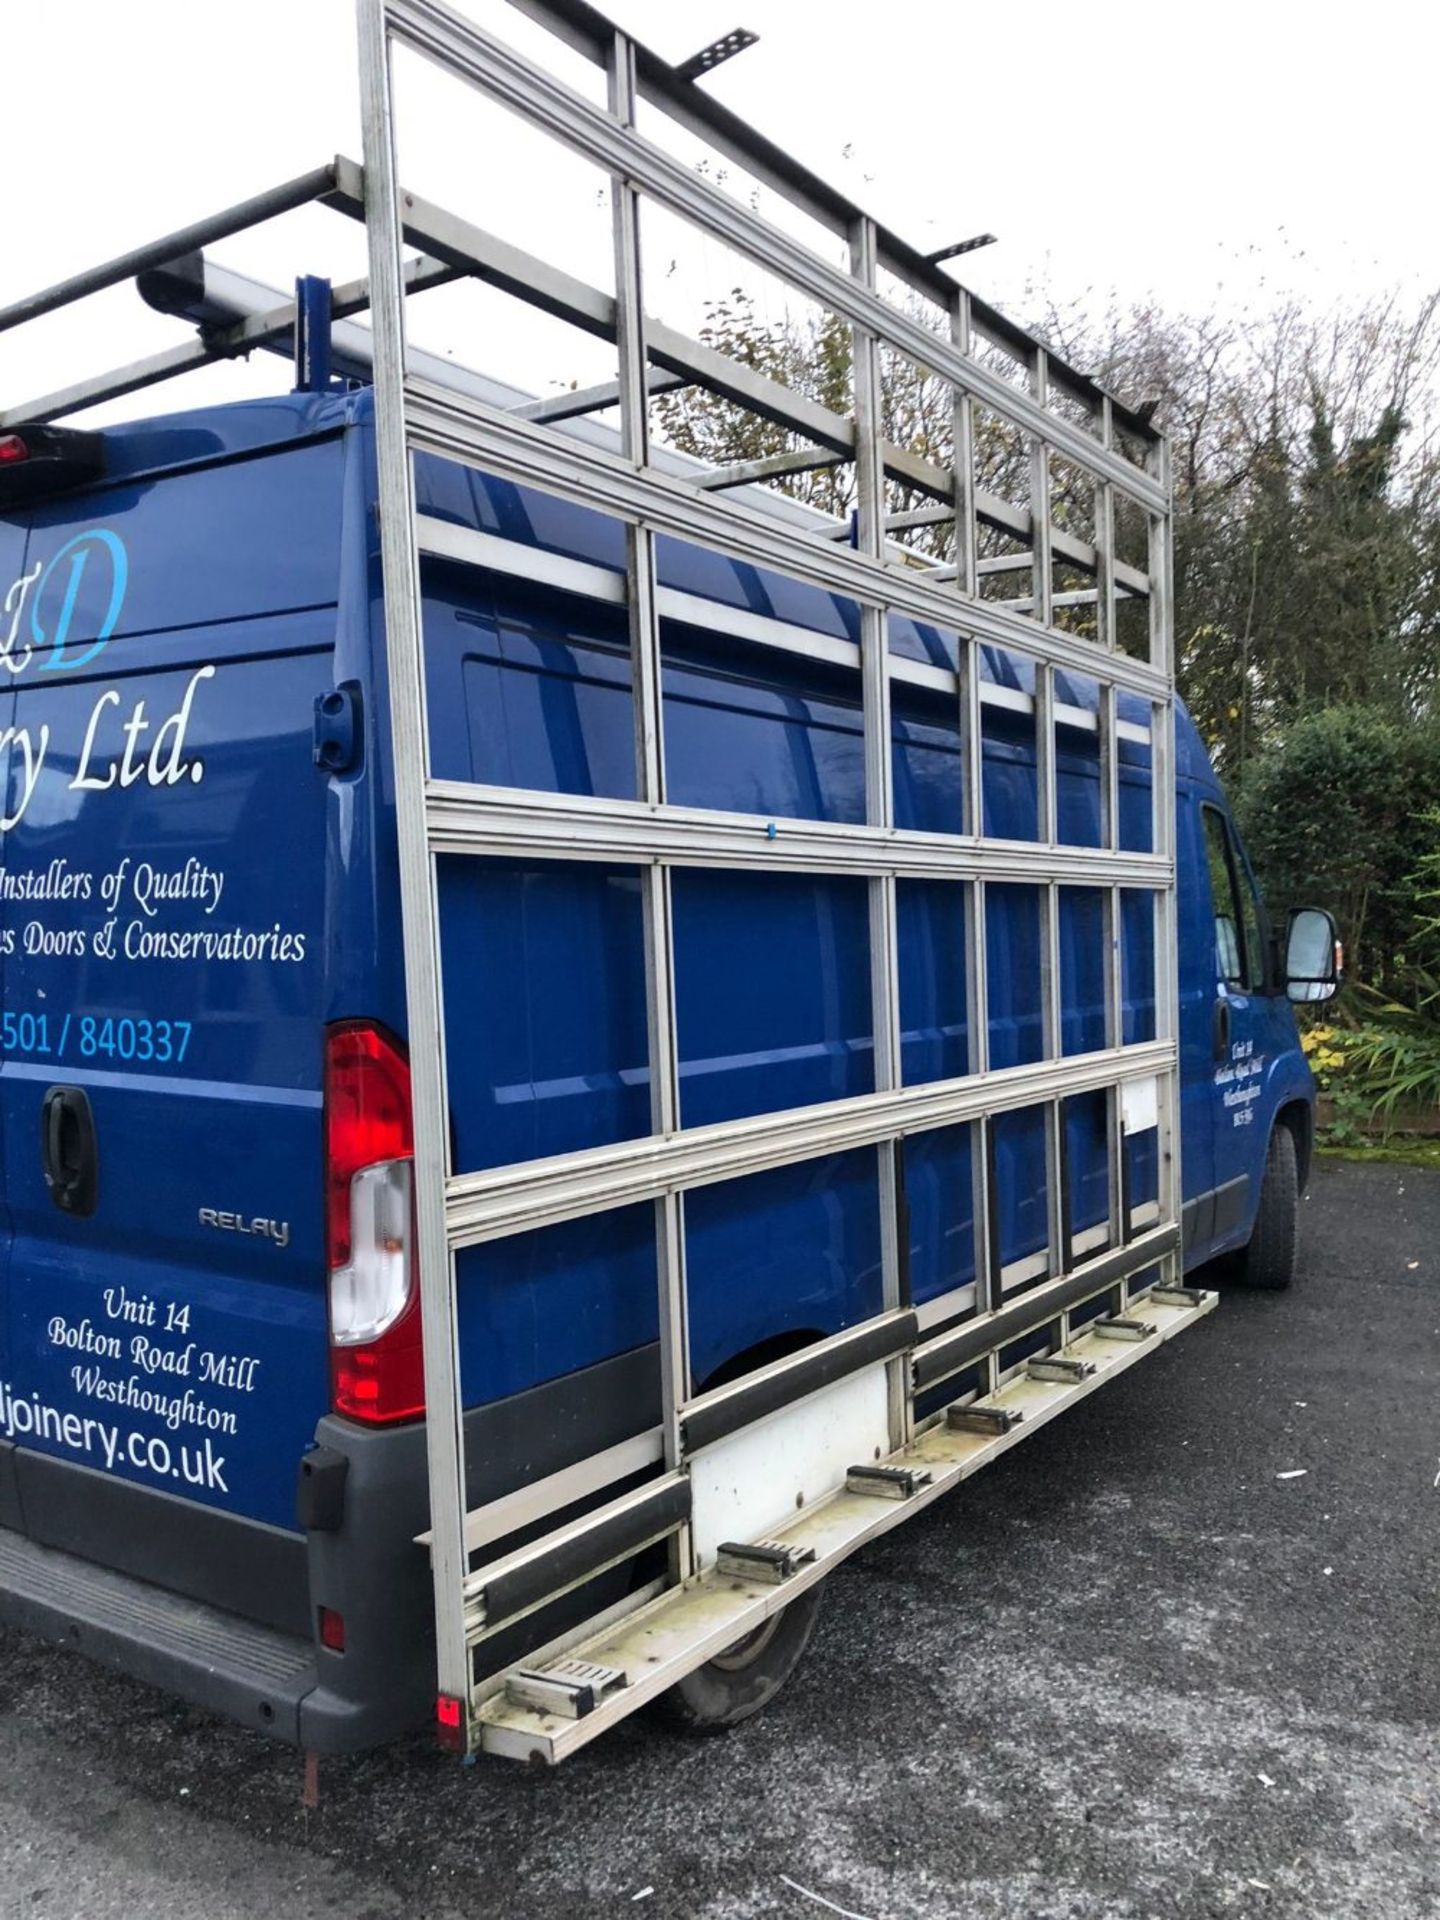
[436, 1692, 466, 1753]
[318, 1606, 347, 1653]
[0, 423, 104, 507]
[324, 1022, 424, 1424]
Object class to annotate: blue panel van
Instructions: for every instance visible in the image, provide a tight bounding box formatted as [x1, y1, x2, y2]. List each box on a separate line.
[0, 375, 1337, 1749]
[0, 0, 1345, 1747]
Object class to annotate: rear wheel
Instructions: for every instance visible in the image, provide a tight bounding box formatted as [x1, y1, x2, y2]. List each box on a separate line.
[1233, 1123, 1299, 1290]
[655, 1581, 824, 1732]
[657, 1333, 827, 1732]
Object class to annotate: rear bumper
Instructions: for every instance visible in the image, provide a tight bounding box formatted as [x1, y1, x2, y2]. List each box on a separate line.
[0, 1523, 315, 1740]
[0, 1521, 424, 1755]
[0, 1432, 427, 1755]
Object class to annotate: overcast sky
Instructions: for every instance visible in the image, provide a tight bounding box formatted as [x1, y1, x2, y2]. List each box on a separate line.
[3, 1, 1435, 425]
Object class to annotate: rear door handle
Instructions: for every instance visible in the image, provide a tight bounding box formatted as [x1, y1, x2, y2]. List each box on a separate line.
[40, 1085, 99, 1217]
[1212, 998, 1231, 1062]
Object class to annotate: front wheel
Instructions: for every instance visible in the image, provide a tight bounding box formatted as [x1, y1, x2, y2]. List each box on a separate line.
[655, 1582, 824, 1733]
[1232, 1123, 1299, 1290]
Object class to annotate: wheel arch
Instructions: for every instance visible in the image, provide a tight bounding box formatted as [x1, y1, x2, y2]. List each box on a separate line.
[697, 1325, 830, 1394]
[1274, 1097, 1313, 1192]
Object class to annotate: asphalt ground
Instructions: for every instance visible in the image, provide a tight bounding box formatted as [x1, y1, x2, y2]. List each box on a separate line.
[1, 1155, 1436, 1920]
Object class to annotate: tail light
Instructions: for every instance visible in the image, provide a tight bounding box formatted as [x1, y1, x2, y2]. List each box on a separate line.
[0, 424, 105, 508]
[324, 1022, 425, 1423]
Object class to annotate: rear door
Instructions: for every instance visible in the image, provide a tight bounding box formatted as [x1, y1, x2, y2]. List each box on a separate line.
[0, 439, 340, 1540]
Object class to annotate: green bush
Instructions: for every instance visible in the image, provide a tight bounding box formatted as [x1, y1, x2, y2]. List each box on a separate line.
[1235, 707, 1440, 997]
[1242, 714, 1440, 1142]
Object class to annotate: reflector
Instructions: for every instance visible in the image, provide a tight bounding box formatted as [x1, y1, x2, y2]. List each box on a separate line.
[435, 1693, 465, 1752]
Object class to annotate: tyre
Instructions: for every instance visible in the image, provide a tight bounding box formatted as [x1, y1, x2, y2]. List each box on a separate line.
[1233, 1123, 1299, 1290]
[655, 1581, 824, 1733]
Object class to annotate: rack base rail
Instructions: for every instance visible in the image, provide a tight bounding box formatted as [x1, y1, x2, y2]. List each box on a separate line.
[475, 1283, 1215, 1764]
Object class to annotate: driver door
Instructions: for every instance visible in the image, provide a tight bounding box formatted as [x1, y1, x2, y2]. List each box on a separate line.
[1201, 804, 1268, 1252]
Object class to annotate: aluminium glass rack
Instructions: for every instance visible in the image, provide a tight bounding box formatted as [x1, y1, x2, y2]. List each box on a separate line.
[0, 0, 1207, 1763]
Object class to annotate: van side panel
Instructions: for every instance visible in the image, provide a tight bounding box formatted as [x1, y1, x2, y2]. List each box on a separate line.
[0, 441, 339, 1542]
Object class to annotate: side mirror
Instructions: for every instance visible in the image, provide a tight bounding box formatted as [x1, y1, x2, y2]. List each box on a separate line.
[1285, 906, 1342, 1004]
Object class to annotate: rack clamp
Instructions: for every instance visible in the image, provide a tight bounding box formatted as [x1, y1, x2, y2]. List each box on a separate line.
[1149, 1285, 1209, 1310]
[505, 1658, 629, 1720]
[947, 1403, 1026, 1437]
[1027, 1356, 1098, 1385]
[716, 1540, 816, 1585]
[845, 1463, 933, 1501]
[1092, 1315, 1157, 1343]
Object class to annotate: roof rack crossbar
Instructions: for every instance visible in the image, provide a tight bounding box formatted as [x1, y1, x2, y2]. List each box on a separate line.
[0, 250, 456, 429]
[0, 161, 343, 337]
[694, 448, 848, 493]
[512, 369, 688, 425]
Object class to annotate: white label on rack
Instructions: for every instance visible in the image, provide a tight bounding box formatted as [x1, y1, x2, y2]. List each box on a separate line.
[1121, 1074, 1159, 1136]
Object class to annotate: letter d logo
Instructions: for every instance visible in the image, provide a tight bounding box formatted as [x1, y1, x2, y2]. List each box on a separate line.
[31, 529, 128, 671]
